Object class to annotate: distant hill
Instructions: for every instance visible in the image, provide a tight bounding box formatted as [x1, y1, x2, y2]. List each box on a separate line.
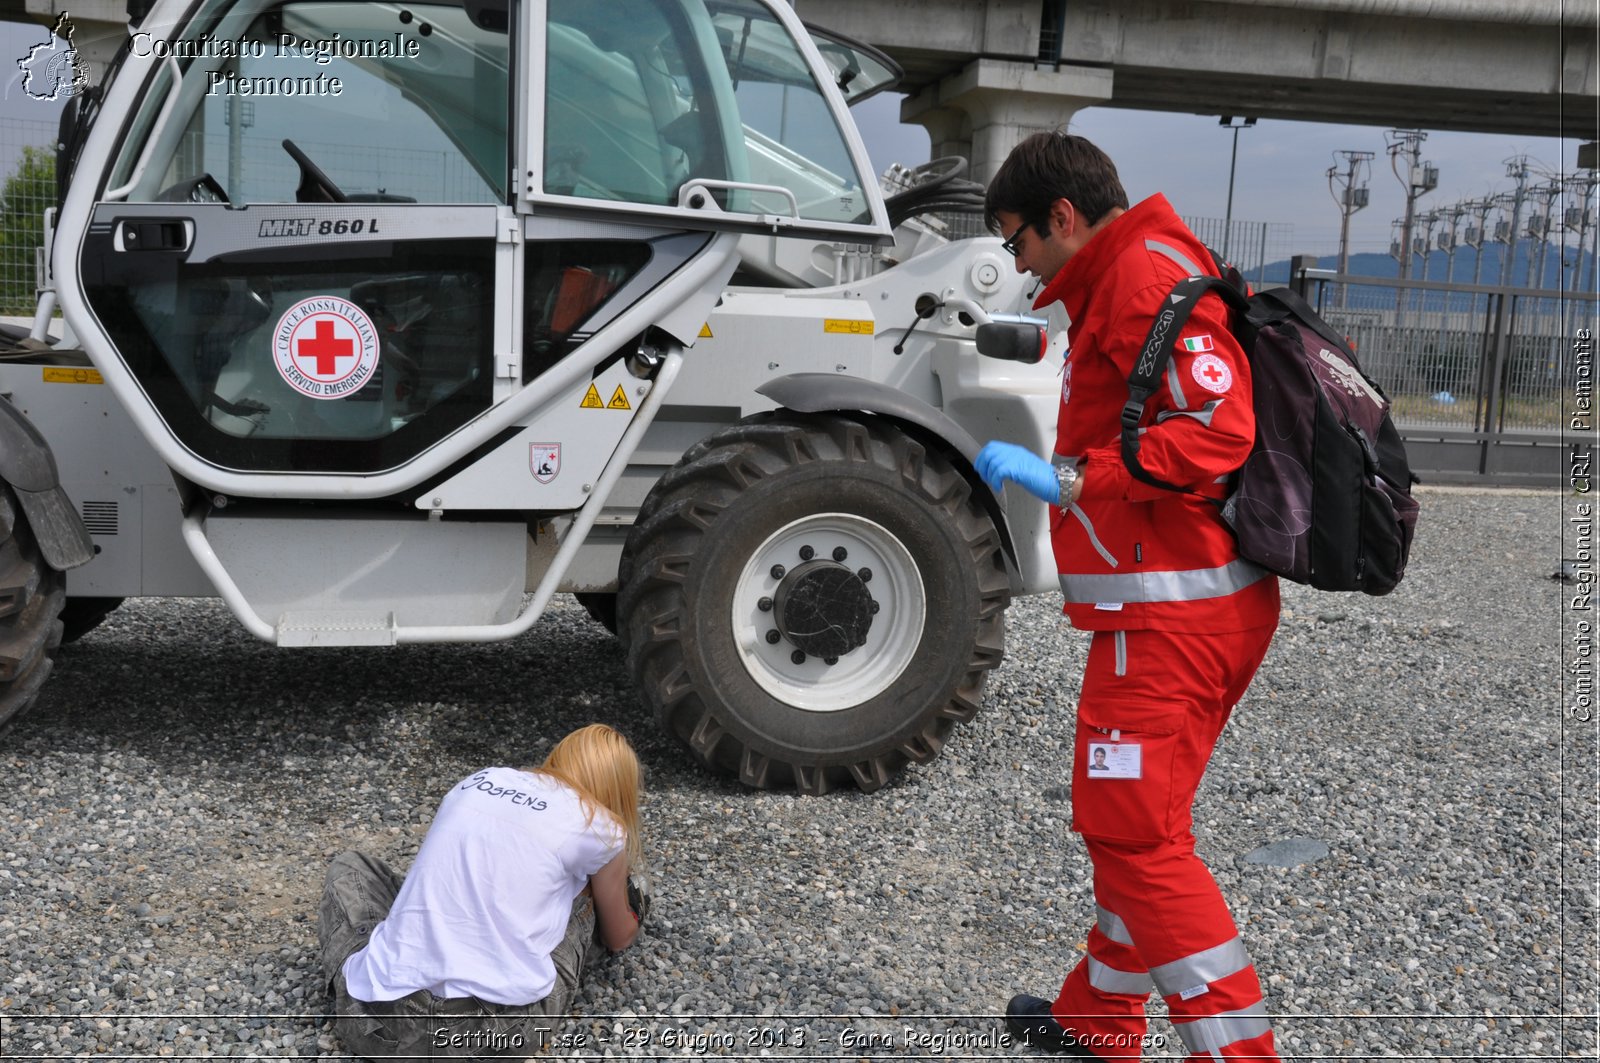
[1251, 243, 1595, 291]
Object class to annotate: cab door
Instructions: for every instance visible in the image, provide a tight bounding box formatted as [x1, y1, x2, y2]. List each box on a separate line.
[66, 0, 514, 482]
[59, 0, 891, 497]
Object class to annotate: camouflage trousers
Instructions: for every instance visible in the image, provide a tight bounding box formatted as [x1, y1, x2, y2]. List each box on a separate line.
[316, 850, 595, 1060]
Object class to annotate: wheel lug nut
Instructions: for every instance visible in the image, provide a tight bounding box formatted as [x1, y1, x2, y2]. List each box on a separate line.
[791, 650, 806, 665]
[766, 629, 781, 644]
[798, 545, 814, 561]
[832, 547, 848, 562]
[824, 657, 838, 666]
[857, 567, 872, 582]
[770, 564, 786, 580]
[758, 596, 773, 612]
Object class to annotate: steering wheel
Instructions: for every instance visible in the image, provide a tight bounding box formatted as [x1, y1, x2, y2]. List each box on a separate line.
[281, 138, 348, 203]
[154, 173, 230, 205]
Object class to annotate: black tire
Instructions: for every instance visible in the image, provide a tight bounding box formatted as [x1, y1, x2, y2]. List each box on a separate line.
[574, 592, 618, 636]
[0, 486, 65, 731]
[618, 412, 1010, 795]
[59, 596, 124, 644]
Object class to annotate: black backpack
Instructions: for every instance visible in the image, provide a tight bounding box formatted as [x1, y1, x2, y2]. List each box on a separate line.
[1120, 262, 1419, 596]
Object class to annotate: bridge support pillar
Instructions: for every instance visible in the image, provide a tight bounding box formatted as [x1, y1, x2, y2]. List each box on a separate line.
[901, 59, 1114, 185]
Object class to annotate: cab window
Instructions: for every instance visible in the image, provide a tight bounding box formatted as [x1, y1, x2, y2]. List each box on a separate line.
[112, 0, 508, 204]
[540, 0, 873, 227]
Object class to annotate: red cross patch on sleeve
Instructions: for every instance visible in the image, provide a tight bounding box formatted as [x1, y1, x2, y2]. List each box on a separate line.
[1190, 352, 1233, 394]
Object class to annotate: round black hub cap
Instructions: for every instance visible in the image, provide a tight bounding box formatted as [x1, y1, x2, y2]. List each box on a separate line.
[773, 561, 875, 659]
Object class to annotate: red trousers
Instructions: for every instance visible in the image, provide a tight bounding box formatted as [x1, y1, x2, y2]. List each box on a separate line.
[1052, 625, 1279, 1062]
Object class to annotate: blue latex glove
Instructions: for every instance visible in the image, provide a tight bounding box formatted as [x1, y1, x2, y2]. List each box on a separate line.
[975, 440, 1059, 505]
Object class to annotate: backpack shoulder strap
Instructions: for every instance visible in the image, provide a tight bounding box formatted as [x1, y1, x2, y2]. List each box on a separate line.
[1121, 274, 1251, 494]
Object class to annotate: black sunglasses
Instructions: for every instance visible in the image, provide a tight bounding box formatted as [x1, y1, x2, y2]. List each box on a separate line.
[1000, 219, 1041, 257]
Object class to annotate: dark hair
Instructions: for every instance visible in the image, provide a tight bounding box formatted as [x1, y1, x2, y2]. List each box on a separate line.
[983, 131, 1130, 234]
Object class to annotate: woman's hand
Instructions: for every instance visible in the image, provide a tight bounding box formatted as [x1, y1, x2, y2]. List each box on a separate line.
[590, 852, 640, 952]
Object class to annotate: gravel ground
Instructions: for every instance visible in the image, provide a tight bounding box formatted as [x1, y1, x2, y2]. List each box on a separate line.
[0, 485, 1594, 1060]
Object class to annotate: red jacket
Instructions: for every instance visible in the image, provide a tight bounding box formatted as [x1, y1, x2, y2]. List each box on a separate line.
[1035, 195, 1278, 633]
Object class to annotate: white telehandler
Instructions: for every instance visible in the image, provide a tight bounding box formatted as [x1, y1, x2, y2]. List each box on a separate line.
[4, 0, 1062, 793]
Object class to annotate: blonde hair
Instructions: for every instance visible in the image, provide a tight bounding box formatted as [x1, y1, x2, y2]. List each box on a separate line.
[533, 724, 642, 869]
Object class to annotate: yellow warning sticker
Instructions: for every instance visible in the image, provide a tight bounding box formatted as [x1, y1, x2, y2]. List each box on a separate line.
[42, 367, 103, 385]
[608, 385, 632, 410]
[698, 323, 713, 338]
[823, 319, 874, 335]
[580, 383, 605, 409]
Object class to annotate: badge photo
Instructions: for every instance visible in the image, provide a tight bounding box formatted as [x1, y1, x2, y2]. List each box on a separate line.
[1086, 741, 1142, 779]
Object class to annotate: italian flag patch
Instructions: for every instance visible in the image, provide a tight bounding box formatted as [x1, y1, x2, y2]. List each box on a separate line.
[1182, 335, 1214, 353]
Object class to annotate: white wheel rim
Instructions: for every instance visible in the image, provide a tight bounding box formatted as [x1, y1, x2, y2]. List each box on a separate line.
[731, 513, 925, 712]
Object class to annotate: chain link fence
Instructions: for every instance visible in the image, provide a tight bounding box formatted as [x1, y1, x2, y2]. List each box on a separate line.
[1, 119, 57, 317]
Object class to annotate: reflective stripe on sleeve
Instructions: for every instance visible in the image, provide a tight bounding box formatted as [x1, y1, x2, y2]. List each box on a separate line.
[1087, 956, 1155, 996]
[1172, 1001, 1272, 1055]
[1148, 936, 1253, 998]
[1155, 399, 1223, 427]
[1166, 356, 1189, 408]
[1060, 558, 1268, 604]
[1144, 238, 1203, 277]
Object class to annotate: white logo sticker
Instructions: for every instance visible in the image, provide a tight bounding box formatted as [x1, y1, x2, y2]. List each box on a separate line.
[1191, 353, 1232, 394]
[530, 443, 561, 483]
[272, 297, 380, 400]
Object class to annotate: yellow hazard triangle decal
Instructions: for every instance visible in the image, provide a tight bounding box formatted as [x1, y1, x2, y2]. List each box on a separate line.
[698, 322, 713, 338]
[608, 385, 632, 410]
[580, 384, 605, 409]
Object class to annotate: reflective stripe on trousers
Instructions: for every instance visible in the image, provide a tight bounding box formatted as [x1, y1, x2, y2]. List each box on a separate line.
[1053, 625, 1281, 1062]
[1173, 1001, 1274, 1056]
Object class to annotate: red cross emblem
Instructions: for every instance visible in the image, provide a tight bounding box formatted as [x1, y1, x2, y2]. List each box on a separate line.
[272, 297, 380, 400]
[295, 318, 355, 376]
[1191, 353, 1232, 395]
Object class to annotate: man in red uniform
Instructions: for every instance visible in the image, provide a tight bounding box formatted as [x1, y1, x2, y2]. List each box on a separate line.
[974, 133, 1282, 1061]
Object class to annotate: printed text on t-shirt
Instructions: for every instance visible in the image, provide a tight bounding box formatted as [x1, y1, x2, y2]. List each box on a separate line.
[458, 770, 549, 811]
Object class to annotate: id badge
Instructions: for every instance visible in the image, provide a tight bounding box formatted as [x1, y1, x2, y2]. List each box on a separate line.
[1085, 740, 1142, 779]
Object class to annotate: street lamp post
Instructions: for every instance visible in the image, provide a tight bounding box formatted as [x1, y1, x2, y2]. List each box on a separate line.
[1219, 115, 1256, 263]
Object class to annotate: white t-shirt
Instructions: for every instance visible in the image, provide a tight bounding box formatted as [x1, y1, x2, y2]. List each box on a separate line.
[341, 766, 625, 1005]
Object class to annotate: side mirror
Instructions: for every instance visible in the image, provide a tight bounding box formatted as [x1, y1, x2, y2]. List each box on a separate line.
[975, 320, 1047, 364]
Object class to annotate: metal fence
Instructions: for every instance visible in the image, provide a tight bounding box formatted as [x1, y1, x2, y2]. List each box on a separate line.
[1298, 268, 1597, 484]
[1181, 217, 1296, 287]
[1, 119, 57, 317]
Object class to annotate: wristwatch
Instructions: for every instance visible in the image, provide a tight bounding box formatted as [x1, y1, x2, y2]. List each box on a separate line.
[1054, 462, 1079, 508]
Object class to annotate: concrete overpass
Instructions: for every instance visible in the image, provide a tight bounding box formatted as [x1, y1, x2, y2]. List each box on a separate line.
[793, 0, 1599, 180]
[7, 0, 1596, 184]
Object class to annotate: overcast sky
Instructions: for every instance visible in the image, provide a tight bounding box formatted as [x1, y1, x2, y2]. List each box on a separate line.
[5, 16, 1584, 265]
[851, 92, 1583, 262]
